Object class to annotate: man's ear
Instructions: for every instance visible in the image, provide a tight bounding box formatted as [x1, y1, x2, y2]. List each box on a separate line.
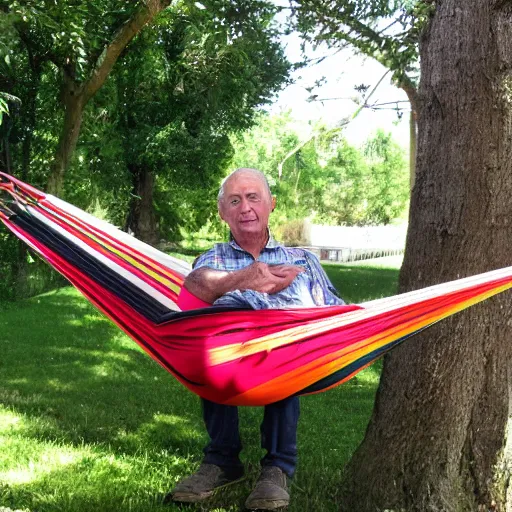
[271, 196, 276, 212]
[218, 203, 226, 222]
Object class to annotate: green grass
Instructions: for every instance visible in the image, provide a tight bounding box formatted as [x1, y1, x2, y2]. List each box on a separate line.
[324, 258, 401, 304]
[0, 262, 400, 512]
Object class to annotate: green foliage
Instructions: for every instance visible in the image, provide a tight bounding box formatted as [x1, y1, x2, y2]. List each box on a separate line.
[63, 78, 131, 225]
[0, 0, 291, 294]
[115, 1, 291, 240]
[4, 0, 143, 81]
[0, 227, 17, 301]
[317, 129, 409, 225]
[315, 137, 372, 225]
[0, 9, 19, 72]
[231, 110, 302, 179]
[363, 129, 410, 223]
[0, 94, 9, 125]
[277, 218, 309, 246]
[230, 110, 311, 224]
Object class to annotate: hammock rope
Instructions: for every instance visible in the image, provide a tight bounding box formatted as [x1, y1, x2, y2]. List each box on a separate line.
[1, 171, 511, 405]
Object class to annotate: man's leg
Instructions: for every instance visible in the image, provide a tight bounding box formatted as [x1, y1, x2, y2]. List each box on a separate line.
[245, 396, 300, 510]
[168, 398, 244, 503]
[202, 398, 244, 472]
[260, 395, 300, 476]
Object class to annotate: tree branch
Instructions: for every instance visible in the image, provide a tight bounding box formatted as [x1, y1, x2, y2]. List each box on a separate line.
[397, 74, 419, 116]
[278, 69, 393, 178]
[84, 0, 172, 102]
[354, 69, 390, 116]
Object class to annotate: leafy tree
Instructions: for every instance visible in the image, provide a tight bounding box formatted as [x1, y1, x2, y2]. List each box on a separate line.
[362, 129, 409, 223]
[230, 111, 309, 223]
[231, 112, 409, 227]
[0, 10, 51, 299]
[316, 137, 373, 225]
[289, 0, 434, 185]
[2, 0, 173, 195]
[115, 1, 291, 243]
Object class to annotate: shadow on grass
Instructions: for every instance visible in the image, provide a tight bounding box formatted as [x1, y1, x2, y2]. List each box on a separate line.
[0, 459, 208, 512]
[0, 288, 205, 456]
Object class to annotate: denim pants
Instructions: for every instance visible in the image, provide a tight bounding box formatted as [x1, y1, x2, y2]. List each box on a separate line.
[201, 396, 300, 477]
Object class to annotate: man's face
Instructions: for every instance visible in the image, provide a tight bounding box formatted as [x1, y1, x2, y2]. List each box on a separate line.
[218, 171, 276, 242]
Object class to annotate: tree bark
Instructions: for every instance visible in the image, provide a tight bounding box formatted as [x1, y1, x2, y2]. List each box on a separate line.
[342, 2, 512, 511]
[47, 76, 86, 195]
[125, 164, 159, 245]
[409, 108, 417, 190]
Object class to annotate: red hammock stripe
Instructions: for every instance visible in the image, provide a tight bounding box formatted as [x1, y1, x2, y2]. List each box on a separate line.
[40, 199, 185, 288]
[30, 203, 182, 301]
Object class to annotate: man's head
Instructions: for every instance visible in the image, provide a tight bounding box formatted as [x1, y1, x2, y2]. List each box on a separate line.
[217, 168, 276, 244]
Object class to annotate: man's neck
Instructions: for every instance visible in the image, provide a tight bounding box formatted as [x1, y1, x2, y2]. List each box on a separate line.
[232, 230, 269, 259]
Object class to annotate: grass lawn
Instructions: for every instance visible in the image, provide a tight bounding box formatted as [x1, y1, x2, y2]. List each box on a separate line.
[0, 260, 400, 512]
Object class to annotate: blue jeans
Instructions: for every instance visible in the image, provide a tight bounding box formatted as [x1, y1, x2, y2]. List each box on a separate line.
[201, 396, 300, 477]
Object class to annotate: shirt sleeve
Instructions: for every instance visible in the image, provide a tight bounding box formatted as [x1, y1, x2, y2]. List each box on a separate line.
[192, 247, 220, 270]
[303, 250, 345, 306]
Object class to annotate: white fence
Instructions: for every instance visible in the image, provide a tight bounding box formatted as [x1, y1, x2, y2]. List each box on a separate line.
[302, 222, 407, 262]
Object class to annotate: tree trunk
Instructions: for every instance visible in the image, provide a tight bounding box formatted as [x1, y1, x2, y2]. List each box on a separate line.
[47, 76, 86, 195]
[125, 164, 159, 245]
[409, 108, 417, 191]
[342, 3, 512, 511]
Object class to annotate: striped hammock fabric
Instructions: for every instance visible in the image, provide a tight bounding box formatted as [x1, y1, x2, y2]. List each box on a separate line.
[1, 171, 512, 406]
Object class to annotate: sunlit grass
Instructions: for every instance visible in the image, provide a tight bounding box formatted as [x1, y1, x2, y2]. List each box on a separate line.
[0, 262, 400, 512]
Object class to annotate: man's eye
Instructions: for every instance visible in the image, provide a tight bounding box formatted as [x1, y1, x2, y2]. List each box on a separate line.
[231, 199, 239, 205]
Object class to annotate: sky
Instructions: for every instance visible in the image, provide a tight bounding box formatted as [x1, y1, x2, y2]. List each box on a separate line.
[269, 27, 411, 149]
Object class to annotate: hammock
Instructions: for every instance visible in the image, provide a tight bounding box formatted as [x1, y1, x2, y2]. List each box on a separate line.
[1, 171, 511, 406]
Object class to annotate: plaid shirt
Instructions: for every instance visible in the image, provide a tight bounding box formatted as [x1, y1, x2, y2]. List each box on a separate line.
[193, 234, 344, 308]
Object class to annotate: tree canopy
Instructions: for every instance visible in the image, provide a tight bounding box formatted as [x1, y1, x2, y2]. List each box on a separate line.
[289, 0, 433, 111]
[0, 0, 292, 298]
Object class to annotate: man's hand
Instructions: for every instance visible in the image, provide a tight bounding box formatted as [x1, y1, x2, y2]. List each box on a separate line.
[183, 262, 304, 304]
[237, 262, 304, 294]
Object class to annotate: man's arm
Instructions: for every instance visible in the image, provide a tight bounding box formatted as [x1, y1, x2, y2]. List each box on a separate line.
[184, 262, 304, 304]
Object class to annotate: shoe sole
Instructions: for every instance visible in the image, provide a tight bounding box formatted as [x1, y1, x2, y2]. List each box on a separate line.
[170, 475, 246, 503]
[245, 498, 289, 510]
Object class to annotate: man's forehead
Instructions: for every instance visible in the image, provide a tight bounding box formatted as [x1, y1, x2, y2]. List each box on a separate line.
[224, 173, 266, 193]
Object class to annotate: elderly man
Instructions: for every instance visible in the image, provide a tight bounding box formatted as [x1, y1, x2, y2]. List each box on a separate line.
[168, 168, 343, 510]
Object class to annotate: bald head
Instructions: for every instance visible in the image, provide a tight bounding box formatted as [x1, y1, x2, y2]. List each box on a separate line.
[216, 167, 276, 249]
[218, 168, 272, 203]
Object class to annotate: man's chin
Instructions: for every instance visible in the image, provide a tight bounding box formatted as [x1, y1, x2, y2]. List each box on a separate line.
[238, 222, 259, 230]
[235, 224, 264, 236]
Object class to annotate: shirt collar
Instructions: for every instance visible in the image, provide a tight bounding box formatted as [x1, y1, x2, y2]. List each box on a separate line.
[228, 229, 282, 252]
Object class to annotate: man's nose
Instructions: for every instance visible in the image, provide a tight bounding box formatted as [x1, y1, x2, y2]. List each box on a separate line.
[239, 197, 251, 212]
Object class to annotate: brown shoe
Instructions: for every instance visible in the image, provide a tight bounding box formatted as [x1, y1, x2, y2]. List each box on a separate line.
[165, 463, 244, 503]
[245, 466, 290, 510]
